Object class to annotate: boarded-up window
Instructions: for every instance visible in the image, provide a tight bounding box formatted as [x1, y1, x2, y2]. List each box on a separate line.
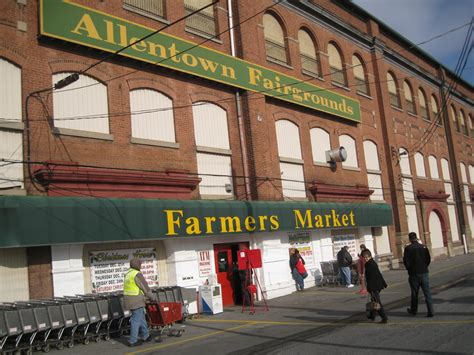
[406, 204, 420, 237]
[441, 158, 450, 181]
[353, 55, 369, 95]
[0, 248, 29, 302]
[460, 162, 468, 183]
[418, 89, 429, 120]
[184, 0, 216, 37]
[364, 140, 383, 201]
[459, 110, 468, 136]
[450, 105, 460, 133]
[339, 134, 358, 168]
[0, 58, 22, 122]
[404, 81, 415, 114]
[328, 43, 346, 86]
[428, 155, 439, 179]
[399, 147, 411, 176]
[280, 162, 306, 198]
[310, 128, 331, 163]
[387, 72, 400, 107]
[298, 29, 320, 76]
[415, 152, 426, 178]
[130, 89, 175, 143]
[263, 14, 287, 64]
[275, 120, 302, 160]
[196, 153, 233, 196]
[52, 73, 109, 134]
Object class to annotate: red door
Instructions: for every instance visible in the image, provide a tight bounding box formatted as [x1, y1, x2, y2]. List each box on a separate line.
[214, 244, 235, 306]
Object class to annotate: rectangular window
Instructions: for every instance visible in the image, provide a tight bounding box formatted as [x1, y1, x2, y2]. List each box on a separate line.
[196, 153, 233, 196]
[280, 162, 306, 199]
[0, 131, 24, 189]
[406, 100, 415, 114]
[185, 1, 216, 37]
[124, 0, 164, 19]
[355, 77, 368, 95]
[330, 66, 345, 86]
[389, 93, 400, 108]
[367, 173, 383, 201]
[301, 54, 319, 76]
[421, 106, 429, 120]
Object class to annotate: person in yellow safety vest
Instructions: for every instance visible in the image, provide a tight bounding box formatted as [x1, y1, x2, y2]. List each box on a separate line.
[123, 258, 157, 347]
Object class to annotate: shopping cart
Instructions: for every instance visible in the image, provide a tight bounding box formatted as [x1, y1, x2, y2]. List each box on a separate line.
[145, 302, 184, 343]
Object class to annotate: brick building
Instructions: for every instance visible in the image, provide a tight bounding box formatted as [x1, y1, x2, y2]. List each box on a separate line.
[0, 0, 472, 305]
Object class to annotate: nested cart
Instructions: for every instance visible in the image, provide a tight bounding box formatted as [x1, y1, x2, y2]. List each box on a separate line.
[145, 302, 184, 343]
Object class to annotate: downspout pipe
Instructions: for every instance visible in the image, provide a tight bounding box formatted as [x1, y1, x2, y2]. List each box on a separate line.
[228, 0, 252, 200]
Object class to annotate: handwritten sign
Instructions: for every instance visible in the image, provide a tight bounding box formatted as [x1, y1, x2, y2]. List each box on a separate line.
[288, 231, 315, 269]
[89, 248, 158, 293]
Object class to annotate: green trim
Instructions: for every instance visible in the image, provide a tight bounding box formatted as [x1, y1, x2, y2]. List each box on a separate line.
[39, 0, 361, 122]
[0, 196, 392, 248]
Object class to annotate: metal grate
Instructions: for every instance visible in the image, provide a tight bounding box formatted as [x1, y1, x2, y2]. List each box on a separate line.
[185, 4, 217, 37]
[124, 0, 164, 18]
[265, 39, 287, 65]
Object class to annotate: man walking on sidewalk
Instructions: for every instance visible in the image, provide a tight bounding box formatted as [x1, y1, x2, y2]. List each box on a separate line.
[403, 232, 435, 317]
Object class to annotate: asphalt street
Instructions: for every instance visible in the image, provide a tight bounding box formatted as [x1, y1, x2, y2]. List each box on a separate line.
[50, 253, 474, 355]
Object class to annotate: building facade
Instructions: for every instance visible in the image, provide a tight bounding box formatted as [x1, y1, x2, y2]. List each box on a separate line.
[0, 0, 472, 305]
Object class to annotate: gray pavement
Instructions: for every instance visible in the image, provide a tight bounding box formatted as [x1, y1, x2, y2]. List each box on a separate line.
[52, 253, 474, 355]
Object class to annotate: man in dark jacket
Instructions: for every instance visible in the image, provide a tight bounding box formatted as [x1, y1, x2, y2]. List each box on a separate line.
[403, 232, 434, 317]
[337, 246, 353, 287]
[123, 258, 156, 347]
[362, 249, 388, 323]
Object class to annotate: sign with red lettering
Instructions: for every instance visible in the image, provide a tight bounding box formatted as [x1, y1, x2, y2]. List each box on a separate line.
[198, 250, 212, 277]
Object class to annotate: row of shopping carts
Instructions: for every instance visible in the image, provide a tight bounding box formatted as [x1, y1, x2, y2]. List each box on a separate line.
[0, 286, 192, 354]
[319, 261, 359, 286]
[0, 293, 130, 355]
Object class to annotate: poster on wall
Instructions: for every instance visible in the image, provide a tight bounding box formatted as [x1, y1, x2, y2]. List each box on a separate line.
[332, 234, 357, 259]
[89, 248, 158, 293]
[198, 250, 212, 277]
[288, 231, 315, 269]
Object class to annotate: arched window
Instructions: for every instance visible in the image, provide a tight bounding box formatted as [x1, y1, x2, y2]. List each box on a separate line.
[450, 105, 460, 133]
[441, 158, 450, 180]
[130, 89, 176, 144]
[275, 120, 306, 199]
[431, 95, 441, 125]
[363, 140, 383, 201]
[414, 152, 426, 178]
[428, 155, 439, 179]
[339, 134, 358, 168]
[399, 147, 411, 175]
[184, 0, 216, 36]
[0, 58, 23, 189]
[469, 114, 474, 138]
[328, 43, 346, 86]
[263, 13, 288, 65]
[192, 102, 233, 196]
[418, 88, 429, 120]
[387, 72, 400, 108]
[459, 110, 468, 136]
[353, 55, 369, 95]
[298, 29, 320, 77]
[310, 127, 331, 164]
[469, 164, 474, 184]
[404, 80, 415, 114]
[52, 72, 109, 134]
[460, 162, 468, 184]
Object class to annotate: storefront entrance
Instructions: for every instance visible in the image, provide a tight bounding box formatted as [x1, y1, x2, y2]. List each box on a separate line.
[213, 242, 249, 306]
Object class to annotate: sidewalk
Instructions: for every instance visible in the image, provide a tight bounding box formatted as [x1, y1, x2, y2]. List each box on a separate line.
[69, 253, 474, 354]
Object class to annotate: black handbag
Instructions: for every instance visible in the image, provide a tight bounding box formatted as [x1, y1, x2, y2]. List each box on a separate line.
[366, 294, 381, 315]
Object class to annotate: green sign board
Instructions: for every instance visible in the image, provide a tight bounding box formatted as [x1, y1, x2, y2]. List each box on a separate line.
[40, 0, 361, 122]
[0, 196, 392, 247]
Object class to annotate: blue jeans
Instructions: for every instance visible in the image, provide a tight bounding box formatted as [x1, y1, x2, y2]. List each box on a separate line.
[340, 266, 351, 286]
[129, 307, 149, 345]
[408, 273, 434, 315]
[292, 269, 305, 290]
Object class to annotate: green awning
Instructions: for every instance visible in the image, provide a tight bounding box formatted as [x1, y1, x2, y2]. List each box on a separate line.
[0, 196, 393, 248]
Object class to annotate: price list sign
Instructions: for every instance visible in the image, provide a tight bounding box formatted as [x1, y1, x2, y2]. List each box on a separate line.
[90, 248, 158, 293]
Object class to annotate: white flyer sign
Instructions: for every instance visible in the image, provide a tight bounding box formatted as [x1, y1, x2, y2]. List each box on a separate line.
[288, 231, 315, 269]
[198, 250, 212, 277]
[89, 248, 158, 293]
[333, 234, 357, 259]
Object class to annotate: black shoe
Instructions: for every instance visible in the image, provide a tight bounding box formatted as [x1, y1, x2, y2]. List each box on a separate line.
[427, 313, 434, 318]
[406, 308, 416, 316]
[128, 340, 143, 347]
[143, 336, 153, 343]
[379, 319, 388, 324]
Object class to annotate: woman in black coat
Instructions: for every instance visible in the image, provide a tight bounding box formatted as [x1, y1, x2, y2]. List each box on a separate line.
[362, 249, 388, 323]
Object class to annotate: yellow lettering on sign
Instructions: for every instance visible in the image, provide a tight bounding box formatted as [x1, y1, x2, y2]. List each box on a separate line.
[185, 217, 202, 235]
[244, 216, 256, 232]
[350, 211, 356, 226]
[220, 216, 242, 233]
[204, 216, 216, 234]
[71, 14, 102, 40]
[269, 215, 280, 230]
[294, 210, 313, 229]
[164, 210, 183, 236]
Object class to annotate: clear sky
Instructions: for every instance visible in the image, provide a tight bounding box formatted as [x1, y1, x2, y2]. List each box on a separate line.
[352, 0, 473, 85]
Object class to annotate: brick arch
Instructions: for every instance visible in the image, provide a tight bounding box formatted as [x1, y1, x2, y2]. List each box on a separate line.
[188, 93, 232, 113]
[262, 9, 291, 38]
[272, 111, 301, 127]
[48, 59, 112, 83]
[297, 25, 322, 52]
[0, 47, 27, 68]
[126, 77, 178, 98]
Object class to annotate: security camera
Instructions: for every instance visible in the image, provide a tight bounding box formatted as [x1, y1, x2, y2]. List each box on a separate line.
[326, 147, 347, 164]
[225, 183, 233, 193]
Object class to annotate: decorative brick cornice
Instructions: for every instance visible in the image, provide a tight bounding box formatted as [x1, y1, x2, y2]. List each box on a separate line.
[33, 161, 201, 200]
[309, 181, 373, 202]
[416, 189, 450, 202]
